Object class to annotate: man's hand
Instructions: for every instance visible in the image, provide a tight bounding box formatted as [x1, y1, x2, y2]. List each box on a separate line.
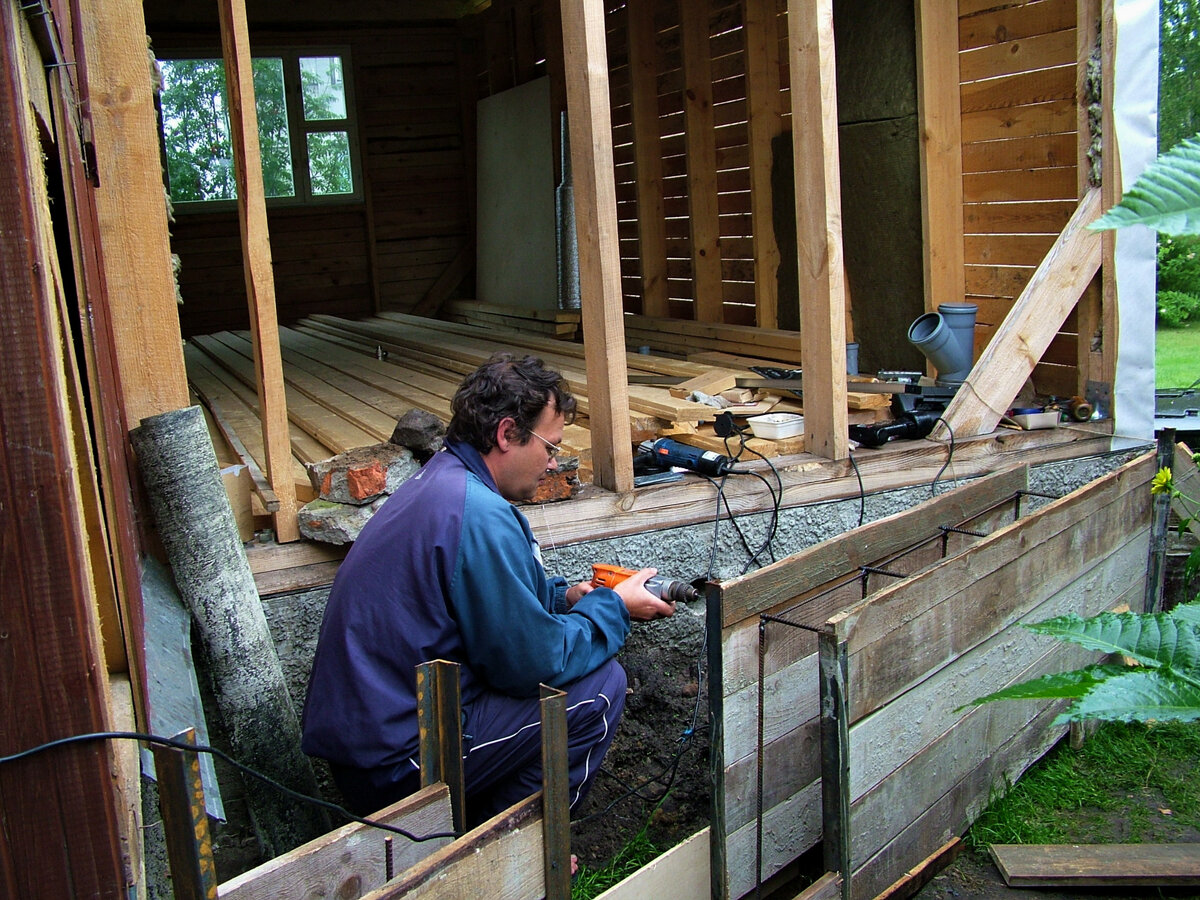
[564, 580, 594, 608]
[612, 567, 675, 621]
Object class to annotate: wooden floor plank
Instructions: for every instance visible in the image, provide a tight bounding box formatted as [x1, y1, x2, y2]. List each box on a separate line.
[989, 843, 1200, 887]
[184, 345, 318, 483]
[191, 334, 379, 453]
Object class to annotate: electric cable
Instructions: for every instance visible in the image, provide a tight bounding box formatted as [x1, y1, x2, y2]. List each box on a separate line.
[0, 730, 458, 844]
[848, 451, 866, 527]
[930, 417, 957, 497]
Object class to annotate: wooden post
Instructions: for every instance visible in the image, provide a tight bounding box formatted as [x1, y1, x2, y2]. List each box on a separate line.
[680, 0, 723, 322]
[706, 582, 729, 900]
[915, 0, 966, 317]
[416, 660, 466, 834]
[818, 630, 851, 900]
[560, 0, 634, 493]
[80, 0, 190, 425]
[1075, 0, 1104, 399]
[628, 0, 669, 318]
[787, 0, 848, 461]
[152, 729, 218, 900]
[216, 0, 300, 541]
[540, 684, 571, 900]
[742, 0, 784, 330]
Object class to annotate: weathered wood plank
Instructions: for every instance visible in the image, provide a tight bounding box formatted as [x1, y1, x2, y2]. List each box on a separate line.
[362, 795, 543, 900]
[989, 843, 1200, 887]
[218, 784, 454, 900]
[847, 547, 1146, 864]
[837, 453, 1153, 719]
[720, 466, 1029, 626]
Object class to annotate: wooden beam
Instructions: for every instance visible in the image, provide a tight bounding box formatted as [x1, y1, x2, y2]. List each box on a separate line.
[680, 0, 723, 322]
[787, 0, 848, 460]
[742, 0, 784, 329]
[0, 4, 125, 889]
[915, 0, 966, 318]
[217, 0, 300, 541]
[363, 794, 544, 899]
[937, 188, 1101, 438]
[627, 0, 669, 317]
[560, 0, 634, 493]
[80, 0, 190, 426]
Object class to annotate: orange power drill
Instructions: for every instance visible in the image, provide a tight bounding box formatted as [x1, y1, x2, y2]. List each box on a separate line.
[590, 563, 701, 604]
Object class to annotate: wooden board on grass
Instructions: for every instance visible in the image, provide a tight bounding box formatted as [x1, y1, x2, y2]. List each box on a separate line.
[989, 843, 1200, 887]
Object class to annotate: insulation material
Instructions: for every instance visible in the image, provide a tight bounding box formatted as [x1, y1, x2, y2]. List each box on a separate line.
[1112, 0, 1159, 440]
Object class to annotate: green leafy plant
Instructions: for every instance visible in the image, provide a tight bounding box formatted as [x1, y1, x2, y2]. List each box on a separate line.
[965, 462, 1200, 725]
[1089, 133, 1200, 235]
[1156, 234, 1200, 325]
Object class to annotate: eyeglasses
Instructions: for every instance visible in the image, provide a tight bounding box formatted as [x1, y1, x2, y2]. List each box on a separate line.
[528, 430, 562, 460]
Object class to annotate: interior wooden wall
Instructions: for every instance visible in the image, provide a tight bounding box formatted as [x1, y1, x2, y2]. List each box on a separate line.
[147, 22, 471, 338]
[958, 0, 1083, 398]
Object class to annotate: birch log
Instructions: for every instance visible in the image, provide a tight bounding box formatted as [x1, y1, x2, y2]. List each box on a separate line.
[131, 405, 327, 855]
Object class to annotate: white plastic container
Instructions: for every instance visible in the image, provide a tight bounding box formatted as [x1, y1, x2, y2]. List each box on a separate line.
[1011, 411, 1060, 430]
[748, 413, 804, 440]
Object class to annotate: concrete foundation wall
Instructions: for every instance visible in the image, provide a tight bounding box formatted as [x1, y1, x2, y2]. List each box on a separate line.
[261, 450, 1144, 716]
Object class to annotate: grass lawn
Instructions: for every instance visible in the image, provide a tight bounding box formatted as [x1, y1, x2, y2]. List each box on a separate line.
[966, 720, 1200, 851]
[1157, 324, 1200, 388]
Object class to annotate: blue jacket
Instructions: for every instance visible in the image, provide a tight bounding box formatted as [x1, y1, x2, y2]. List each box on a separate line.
[300, 438, 631, 772]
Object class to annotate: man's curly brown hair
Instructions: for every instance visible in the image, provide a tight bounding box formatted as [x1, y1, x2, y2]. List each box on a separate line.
[446, 353, 577, 453]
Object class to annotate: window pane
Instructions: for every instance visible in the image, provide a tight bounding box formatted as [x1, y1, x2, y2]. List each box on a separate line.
[158, 57, 297, 202]
[253, 58, 295, 198]
[300, 56, 347, 121]
[307, 131, 353, 195]
[159, 59, 235, 202]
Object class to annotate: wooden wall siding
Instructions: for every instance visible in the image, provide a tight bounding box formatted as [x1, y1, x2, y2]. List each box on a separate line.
[711, 466, 1030, 900]
[958, 0, 1082, 398]
[159, 26, 470, 339]
[361, 29, 471, 315]
[831, 451, 1152, 899]
[605, 0, 788, 328]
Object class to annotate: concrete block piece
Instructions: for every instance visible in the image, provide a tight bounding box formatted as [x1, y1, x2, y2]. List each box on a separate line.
[298, 497, 383, 545]
[307, 443, 419, 505]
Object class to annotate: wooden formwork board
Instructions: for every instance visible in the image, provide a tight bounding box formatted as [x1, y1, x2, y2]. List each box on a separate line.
[217, 784, 454, 900]
[711, 466, 1031, 900]
[825, 451, 1155, 899]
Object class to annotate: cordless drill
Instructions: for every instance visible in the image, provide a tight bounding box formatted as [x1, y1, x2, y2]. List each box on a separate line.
[590, 563, 701, 604]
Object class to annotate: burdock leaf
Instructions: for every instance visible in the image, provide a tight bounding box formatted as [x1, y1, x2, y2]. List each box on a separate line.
[1053, 668, 1200, 725]
[1088, 134, 1200, 235]
[958, 664, 1129, 710]
[1026, 611, 1200, 671]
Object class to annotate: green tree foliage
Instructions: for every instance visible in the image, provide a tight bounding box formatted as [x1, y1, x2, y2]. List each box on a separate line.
[159, 55, 353, 203]
[1160, 0, 1200, 153]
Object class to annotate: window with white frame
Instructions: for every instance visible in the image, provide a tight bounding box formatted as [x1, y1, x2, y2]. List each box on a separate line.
[157, 49, 360, 206]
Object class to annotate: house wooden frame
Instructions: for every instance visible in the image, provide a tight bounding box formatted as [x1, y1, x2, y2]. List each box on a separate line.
[0, 0, 1158, 896]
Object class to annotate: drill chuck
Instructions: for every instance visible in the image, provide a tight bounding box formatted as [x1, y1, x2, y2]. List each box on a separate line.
[644, 575, 701, 604]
